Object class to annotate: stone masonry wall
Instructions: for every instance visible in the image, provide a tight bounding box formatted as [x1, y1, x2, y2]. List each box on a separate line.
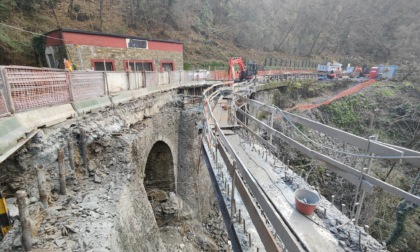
[0, 91, 181, 251]
[65, 44, 183, 71]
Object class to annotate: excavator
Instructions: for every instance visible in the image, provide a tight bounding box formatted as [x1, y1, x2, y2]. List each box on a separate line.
[228, 57, 258, 82]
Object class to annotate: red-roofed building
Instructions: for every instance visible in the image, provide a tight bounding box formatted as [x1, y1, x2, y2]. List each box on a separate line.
[43, 28, 183, 72]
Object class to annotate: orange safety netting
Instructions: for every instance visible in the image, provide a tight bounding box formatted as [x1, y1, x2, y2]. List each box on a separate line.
[287, 79, 376, 111]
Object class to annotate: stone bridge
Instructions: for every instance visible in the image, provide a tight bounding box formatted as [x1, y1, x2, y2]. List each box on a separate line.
[0, 67, 218, 251]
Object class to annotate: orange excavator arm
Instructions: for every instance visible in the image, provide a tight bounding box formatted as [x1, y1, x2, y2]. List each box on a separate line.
[228, 57, 246, 80]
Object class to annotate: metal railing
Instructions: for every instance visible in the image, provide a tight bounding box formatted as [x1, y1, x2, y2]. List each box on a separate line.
[201, 83, 305, 251]
[0, 68, 10, 117]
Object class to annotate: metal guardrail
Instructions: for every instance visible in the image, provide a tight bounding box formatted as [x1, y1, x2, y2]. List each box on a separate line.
[201, 83, 306, 251]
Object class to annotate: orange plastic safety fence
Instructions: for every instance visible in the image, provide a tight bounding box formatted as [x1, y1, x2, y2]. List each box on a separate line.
[5, 67, 71, 112]
[288, 79, 377, 111]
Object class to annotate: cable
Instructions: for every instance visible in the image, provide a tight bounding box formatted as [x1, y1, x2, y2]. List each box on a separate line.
[235, 100, 420, 160]
[0, 22, 64, 41]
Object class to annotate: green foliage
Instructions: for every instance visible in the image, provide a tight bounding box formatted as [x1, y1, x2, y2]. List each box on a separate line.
[0, 0, 14, 20]
[207, 61, 225, 70]
[257, 81, 288, 92]
[183, 62, 192, 70]
[257, 111, 269, 120]
[31, 35, 47, 67]
[323, 96, 365, 134]
[376, 88, 395, 98]
[0, 26, 27, 54]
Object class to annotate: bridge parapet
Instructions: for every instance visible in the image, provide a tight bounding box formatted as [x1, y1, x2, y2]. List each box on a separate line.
[0, 65, 214, 161]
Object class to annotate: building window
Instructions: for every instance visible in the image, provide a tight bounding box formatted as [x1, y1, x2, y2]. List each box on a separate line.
[161, 61, 174, 72]
[91, 59, 115, 71]
[126, 39, 148, 49]
[123, 60, 154, 72]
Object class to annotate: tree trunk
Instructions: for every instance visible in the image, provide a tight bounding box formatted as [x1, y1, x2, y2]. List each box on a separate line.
[307, 30, 322, 56]
[276, 16, 298, 51]
[99, 0, 104, 31]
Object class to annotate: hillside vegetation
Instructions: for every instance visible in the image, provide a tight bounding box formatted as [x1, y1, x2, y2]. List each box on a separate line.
[1, 0, 420, 67]
[265, 80, 420, 251]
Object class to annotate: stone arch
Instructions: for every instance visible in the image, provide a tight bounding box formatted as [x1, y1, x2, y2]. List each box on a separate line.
[144, 140, 175, 192]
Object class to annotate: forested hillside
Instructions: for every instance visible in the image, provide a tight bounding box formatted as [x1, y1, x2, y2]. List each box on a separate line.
[1, 0, 420, 67]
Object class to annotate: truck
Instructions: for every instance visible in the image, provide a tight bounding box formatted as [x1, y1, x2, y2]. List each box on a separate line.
[317, 61, 343, 80]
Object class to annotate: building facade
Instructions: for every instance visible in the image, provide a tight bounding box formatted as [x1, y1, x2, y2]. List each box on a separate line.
[43, 29, 183, 72]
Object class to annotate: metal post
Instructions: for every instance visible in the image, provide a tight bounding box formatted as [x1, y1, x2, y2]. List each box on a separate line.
[16, 190, 32, 251]
[68, 138, 75, 170]
[37, 166, 48, 209]
[58, 148, 66, 195]
[215, 143, 218, 171]
[103, 72, 109, 96]
[1, 67, 15, 113]
[270, 112, 274, 144]
[68, 71, 74, 101]
[355, 136, 377, 225]
[81, 129, 89, 176]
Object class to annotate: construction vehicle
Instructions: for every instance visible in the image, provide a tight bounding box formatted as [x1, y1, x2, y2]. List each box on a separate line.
[317, 61, 342, 79]
[0, 192, 12, 237]
[228, 57, 258, 82]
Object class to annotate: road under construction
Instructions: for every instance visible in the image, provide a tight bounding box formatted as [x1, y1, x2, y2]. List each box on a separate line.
[0, 65, 419, 251]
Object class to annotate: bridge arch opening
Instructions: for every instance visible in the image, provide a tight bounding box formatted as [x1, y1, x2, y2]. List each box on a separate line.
[144, 141, 175, 192]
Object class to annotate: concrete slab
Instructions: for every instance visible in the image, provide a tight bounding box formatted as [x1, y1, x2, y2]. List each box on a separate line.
[14, 104, 77, 129]
[131, 88, 148, 99]
[110, 92, 134, 106]
[212, 99, 231, 128]
[226, 134, 342, 252]
[0, 116, 27, 155]
[72, 97, 112, 114]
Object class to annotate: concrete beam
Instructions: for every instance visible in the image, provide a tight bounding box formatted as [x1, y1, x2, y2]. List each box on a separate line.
[72, 97, 112, 114]
[0, 117, 27, 155]
[14, 104, 77, 129]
